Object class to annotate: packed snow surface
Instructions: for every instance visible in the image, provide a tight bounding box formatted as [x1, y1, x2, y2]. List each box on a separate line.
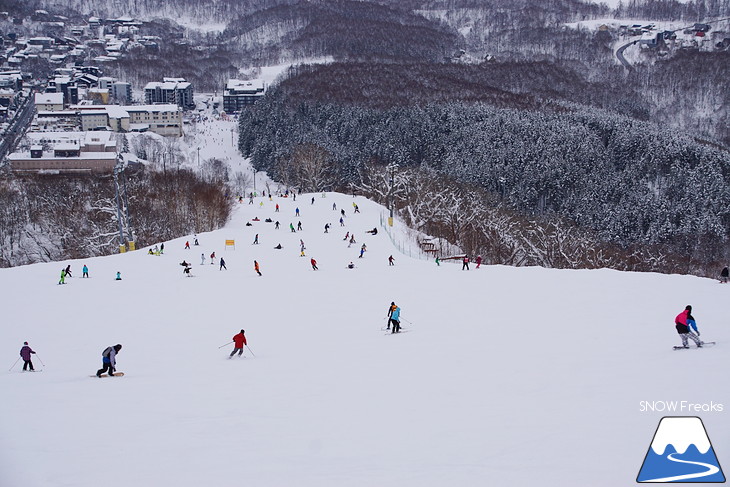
[2, 191, 728, 486]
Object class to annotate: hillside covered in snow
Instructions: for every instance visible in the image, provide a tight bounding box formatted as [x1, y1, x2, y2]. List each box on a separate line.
[2, 190, 728, 487]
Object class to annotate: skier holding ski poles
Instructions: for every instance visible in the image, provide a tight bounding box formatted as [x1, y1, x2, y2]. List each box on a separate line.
[20, 342, 36, 371]
[675, 305, 702, 349]
[229, 330, 247, 358]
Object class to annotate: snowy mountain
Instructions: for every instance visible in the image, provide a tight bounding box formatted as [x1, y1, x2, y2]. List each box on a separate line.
[2, 183, 729, 486]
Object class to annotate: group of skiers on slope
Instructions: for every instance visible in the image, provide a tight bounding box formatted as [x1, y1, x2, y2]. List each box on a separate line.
[17, 305, 709, 378]
[58, 265, 119, 283]
[461, 255, 482, 270]
[14, 342, 123, 376]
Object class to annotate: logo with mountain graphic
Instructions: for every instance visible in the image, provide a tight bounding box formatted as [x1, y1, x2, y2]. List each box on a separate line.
[637, 416, 725, 483]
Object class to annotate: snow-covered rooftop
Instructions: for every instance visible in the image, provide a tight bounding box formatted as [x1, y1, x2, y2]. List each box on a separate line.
[34, 92, 64, 105]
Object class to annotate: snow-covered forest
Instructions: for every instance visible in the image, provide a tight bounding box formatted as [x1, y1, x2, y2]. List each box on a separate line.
[0, 170, 232, 267]
[238, 91, 730, 275]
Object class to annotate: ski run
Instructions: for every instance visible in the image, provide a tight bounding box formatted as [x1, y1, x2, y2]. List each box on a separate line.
[2, 190, 728, 487]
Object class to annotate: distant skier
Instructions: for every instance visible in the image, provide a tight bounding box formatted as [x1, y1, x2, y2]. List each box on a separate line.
[353, 204, 360, 213]
[201, 253, 206, 265]
[295, 207, 300, 217]
[388, 255, 395, 266]
[275, 203, 280, 212]
[324, 223, 330, 233]
[194, 238, 199, 246]
[254, 260, 261, 276]
[340, 217, 345, 226]
[229, 330, 247, 358]
[721, 266, 729, 284]
[476, 255, 482, 269]
[290, 223, 296, 233]
[332, 202, 337, 210]
[253, 234, 259, 245]
[20, 341, 36, 371]
[115, 271, 122, 280]
[185, 241, 190, 249]
[462, 256, 470, 270]
[82, 264, 89, 278]
[435, 256, 440, 266]
[220, 258, 227, 270]
[311, 258, 318, 270]
[347, 262, 355, 269]
[96, 344, 122, 377]
[675, 305, 702, 348]
[65, 265, 72, 277]
[311, 197, 315, 205]
[58, 269, 66, 285]
[210, 252, 216, 264]
[275, 221, 280, 229]
[160, 243, 164, 254]
[343, 232, 349, 241]
[297, 221, 302, 231]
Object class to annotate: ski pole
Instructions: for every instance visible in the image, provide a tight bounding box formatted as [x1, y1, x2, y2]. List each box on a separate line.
[402, 317, 414, 325]
[218, 341, 234, 349]
[9, 357, 20, 372]
[246, 345, 256, 357]
[35, 355, 45, 367]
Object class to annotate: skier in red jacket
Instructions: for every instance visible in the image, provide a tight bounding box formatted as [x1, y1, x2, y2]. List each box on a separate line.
[229, 330, 248, 358]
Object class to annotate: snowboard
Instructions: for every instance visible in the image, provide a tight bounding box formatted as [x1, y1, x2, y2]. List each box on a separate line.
[92, 372, 125, 377]
[673, 341, 715, 350]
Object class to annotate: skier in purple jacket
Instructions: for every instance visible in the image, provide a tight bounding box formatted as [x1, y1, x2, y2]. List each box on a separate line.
[20, 342, 36, 371]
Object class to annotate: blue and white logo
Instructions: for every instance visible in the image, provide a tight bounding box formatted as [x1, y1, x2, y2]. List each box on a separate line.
[637, 416, 725, 483]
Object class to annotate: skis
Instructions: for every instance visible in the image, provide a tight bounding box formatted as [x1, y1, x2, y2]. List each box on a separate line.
[673, 342, 715, 350]
[91, 372, 125, 377]
[384, 330, 409, 335]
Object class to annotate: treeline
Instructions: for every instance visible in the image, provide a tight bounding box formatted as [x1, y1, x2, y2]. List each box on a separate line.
[275, 61, 649, 117]
[614, 0, 730, 21]
[35, 0, 288, 24]
[238, 92, 730, 272]
[628, 51, 730, 145]
[359, 164, 714, 275]
[0, 169, 232, 268]
[273, 55, 727, 148]
[106, 26, 239, 92]
[219, 0, 461, 64]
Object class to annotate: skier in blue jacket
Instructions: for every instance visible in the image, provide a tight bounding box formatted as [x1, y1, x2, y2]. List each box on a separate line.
[389, 305, 401, 334]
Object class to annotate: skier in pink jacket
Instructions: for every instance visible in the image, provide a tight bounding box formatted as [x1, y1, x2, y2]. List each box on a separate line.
[675, 305, 702, 348]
